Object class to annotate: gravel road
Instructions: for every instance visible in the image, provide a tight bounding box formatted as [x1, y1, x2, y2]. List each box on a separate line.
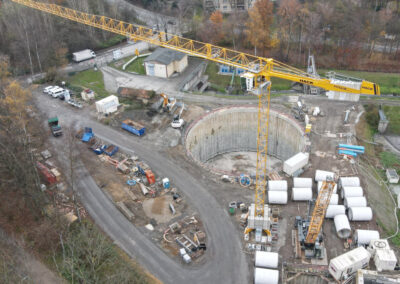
[34, 92, 250, 284]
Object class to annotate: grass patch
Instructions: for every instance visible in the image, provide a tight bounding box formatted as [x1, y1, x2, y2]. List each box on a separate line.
[380, 151, 400, 170]
[320, 69, 400, 95]
[98, 35, 126, 49]
[382, 105, 400, 134]
[125, 56, 147, 75]
[68, 69, 109, 99]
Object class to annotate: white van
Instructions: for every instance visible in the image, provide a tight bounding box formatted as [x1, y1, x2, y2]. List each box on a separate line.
[50, 88, 65, 98]
[48, 86, 63, 95]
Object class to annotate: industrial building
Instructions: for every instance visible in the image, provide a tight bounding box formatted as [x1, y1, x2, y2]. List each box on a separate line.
[204, 0, 256, 13]
[144, 48, 188, 78]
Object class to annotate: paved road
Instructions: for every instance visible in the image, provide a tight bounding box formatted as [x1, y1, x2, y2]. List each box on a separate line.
[35, 92, 249, 284]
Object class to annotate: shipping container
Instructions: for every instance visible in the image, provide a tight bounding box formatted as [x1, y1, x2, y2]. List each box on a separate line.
[283, 152, 309, 176]
[36, 162, 57, 185]
[328, 247, 371, 281]
[72, 49, 96, 62]
[374, 249, 397, 271]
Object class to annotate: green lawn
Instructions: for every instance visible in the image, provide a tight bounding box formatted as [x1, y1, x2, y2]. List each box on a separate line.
[68, 69, 109, 99]
[382, 105, 400, 134]
[125, 56, 147, 74]
[320, 69, 400, 95]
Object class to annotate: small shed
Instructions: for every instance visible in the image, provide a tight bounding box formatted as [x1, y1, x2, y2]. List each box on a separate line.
[81, 89, 95, 101]
[386, 168, 399, 184]
[95, 95, 119, 114]
[144, 48, 188, 78]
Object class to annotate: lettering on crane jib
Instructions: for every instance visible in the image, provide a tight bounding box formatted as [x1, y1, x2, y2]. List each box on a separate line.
[300, 79, 314, 85]
[333, 85, 348, 91]
[362, 86, 373, 90]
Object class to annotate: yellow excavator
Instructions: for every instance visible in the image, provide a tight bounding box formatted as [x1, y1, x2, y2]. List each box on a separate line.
[11, 0, 380, 240]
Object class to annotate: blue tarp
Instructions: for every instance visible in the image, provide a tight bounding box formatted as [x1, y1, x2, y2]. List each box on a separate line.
[82, 132, 94, 142]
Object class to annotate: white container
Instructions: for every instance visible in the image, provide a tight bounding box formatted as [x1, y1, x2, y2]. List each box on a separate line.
[325, 205, 346, 218]
[341, 186, 363, 199]
[72, 49, 96, 62]
[318, 181, 337, 194]
[268, 180, 287, 191]
[329, 194, 339, 205]
[374, 249, 397, 271]
[334, 214, 351, 239]
[293, 177, 312, 188]
[344, 196, 367, 208]
[283, 152, 309, 176]
[95, 95, 120, 114]
[254, 268, 279, 284]
[354, 230, 380, 246]
[183, 254, 191, 264]
[268, 191, 288, 204]
[255, 251, 279, 269]
[315, 170, 335, 182]
[339, 177, 360, 189]
[328, 247, 371, 281]
[368, 239, 390, 257]
[348, 207, 373, 221]
[291, 188, 312, 201]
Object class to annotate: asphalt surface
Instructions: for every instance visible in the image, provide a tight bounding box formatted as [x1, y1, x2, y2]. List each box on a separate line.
[35, 91, 249, 284]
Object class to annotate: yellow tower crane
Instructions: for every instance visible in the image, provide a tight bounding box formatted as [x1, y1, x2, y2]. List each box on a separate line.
[11, 0, 380, 237]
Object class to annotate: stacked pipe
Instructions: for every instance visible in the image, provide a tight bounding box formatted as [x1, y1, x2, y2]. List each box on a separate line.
[254, 251, 279, 284]
[267, 180, 288, 204]
[339, 176, 373, 222]
[291, 177, 313, 201]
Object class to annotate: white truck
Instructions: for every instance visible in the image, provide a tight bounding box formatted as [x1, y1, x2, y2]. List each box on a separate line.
[72, 49, 96, 62]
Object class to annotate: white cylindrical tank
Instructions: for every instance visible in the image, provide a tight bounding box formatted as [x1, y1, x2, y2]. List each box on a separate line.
[292, 188, 313, 201]
[334, 214, 351, 239]
[325, 205, 346, 218]
[354, 229, 380, 245]
[255, 251, 279, 269]
[315, 170, 335, 182]
[329, 194, 339, 205]
[341, 186, 363, 199]
[268, 191, 288, 204]
[318, 181, 337, 194]
[293, 177, 312, 188]
[254, 268, 279, 284]
[344, 197, 367, 208]
[339, 177, 360, 189]
[268, 180, 287, 191]
[348, 207, 373, 221]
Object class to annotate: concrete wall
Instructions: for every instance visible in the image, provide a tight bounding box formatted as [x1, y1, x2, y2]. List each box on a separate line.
[185, 107, 306, 164]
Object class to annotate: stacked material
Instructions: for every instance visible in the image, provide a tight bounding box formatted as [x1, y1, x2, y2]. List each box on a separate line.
[292, 177, 313, 201]
[268, 180, 288, 204]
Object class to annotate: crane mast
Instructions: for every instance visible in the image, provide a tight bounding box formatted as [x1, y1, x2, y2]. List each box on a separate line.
[11, 0, 380, 238]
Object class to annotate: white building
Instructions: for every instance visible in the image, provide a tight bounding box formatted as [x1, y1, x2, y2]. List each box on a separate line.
[144, 48, 188, 78]
[95, 95, 119, 114]
[204, 0, 256, 13]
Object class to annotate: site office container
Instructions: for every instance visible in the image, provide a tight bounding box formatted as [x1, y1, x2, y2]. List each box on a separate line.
[328, 247, 371, 281]
[36, 162, 57, 185]
[283, 152, 309, 176]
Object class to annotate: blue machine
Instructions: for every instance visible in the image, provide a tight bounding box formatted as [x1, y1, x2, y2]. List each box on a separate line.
[82, 127, 94, 142]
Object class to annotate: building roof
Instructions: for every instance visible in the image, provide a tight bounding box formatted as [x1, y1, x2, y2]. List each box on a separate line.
[144, 48, 186, 65]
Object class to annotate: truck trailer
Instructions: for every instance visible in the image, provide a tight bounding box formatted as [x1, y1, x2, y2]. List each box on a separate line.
[72, 49, 96, 62]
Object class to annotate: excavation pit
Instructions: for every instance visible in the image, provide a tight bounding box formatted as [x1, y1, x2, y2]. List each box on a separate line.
[185, 106, 307, 175]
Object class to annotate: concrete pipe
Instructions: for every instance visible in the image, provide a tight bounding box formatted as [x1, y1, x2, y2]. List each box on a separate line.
[348, 207, 373, 221]
[354, 229, 380, 246]
[268, 180, 287, 191]
[315, 170, 335, 182]
[334, 214, 351, 239]
[293, 177, 312, 188]
[339, 176, 360, 189]
[318, 181, 337, 194]
[268, 191, 288, 204]
[254, 268, 279, 284]
[255, 251, 279, 269]
[341, 186, 363, 199]
[329, 194, 339, 205]
[344, 196, 367, 208]
[291, 188, 313, 201]
[325, 205, 346, 218]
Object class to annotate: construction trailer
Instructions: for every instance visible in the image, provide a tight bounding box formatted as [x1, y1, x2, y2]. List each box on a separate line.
[328, 247, 371, 281]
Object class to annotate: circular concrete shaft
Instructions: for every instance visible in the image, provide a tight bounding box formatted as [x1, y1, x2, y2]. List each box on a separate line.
[185, 106, 306, 172]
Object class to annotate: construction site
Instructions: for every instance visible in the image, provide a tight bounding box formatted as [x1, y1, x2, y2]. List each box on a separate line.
[3, 0, 400, 284]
